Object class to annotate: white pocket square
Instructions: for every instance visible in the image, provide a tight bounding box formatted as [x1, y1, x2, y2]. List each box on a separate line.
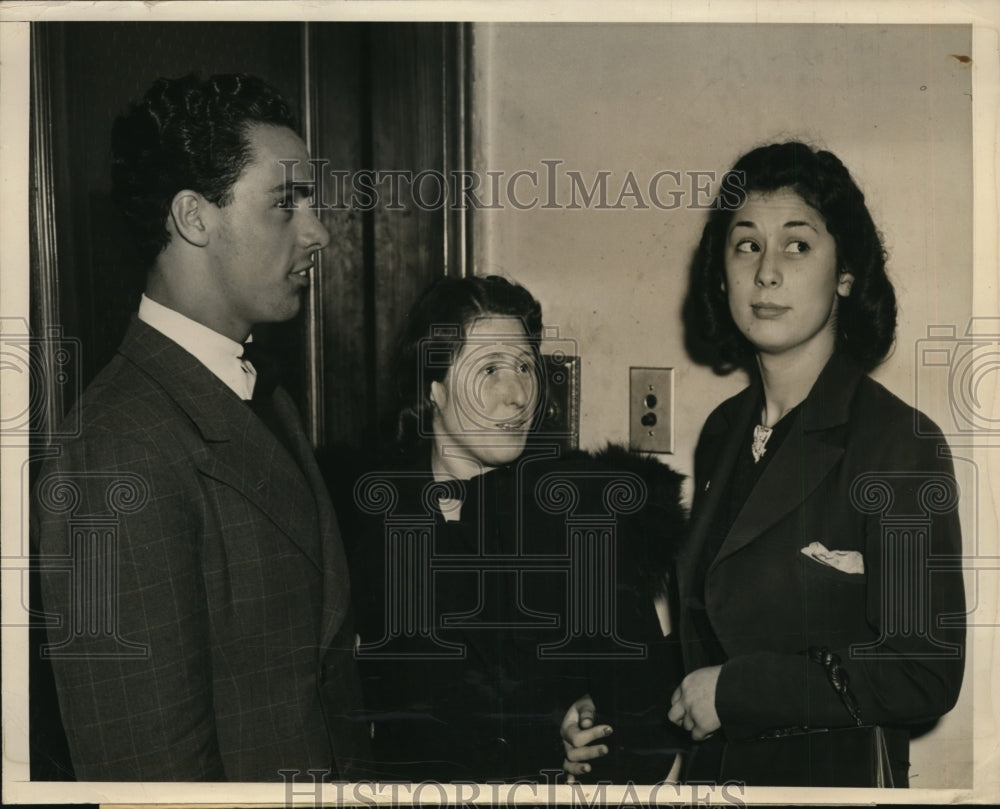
[800, 541, 865, 575]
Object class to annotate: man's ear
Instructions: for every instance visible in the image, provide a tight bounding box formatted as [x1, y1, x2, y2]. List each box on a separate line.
[168, 190, 212, 247]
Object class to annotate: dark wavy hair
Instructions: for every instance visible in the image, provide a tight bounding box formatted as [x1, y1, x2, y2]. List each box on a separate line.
[393, 275, 545, 451]
[685, 141, 897, 372]
[111, 73, 296, 268]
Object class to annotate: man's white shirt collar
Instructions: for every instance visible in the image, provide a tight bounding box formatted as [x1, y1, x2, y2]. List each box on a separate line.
[138, 294, 255, 400]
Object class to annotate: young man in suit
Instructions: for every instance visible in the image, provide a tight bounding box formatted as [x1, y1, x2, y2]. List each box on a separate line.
[33, 73, 369, 781]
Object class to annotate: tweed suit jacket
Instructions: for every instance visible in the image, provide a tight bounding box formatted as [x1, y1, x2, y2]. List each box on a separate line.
[677, 353, 966, 764]
[33, 318, 368, 781]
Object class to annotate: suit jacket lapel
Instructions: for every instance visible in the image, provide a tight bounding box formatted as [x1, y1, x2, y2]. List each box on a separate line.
[711, 353, 865, 570]
[117, 319, 323, 571]
[197, 409, 323, 571]
[274, 390, 351, 648]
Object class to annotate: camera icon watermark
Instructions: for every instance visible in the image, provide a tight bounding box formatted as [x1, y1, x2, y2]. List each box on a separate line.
[915, 319, 1000, 442]
[417, 323, 578, 442]
[0, 318, 81, 446]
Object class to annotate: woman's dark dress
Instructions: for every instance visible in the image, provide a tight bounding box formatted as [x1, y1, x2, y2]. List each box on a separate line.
[347, 445, 689, 783]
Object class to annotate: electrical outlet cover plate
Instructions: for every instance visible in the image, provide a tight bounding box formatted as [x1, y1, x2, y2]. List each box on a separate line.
[629, 367, 674, 454]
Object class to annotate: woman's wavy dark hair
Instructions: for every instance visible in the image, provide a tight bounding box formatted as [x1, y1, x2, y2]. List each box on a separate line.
[686, 141, 897, 372]
[111, 73, 296, 268]
[393, 275, 545, 452]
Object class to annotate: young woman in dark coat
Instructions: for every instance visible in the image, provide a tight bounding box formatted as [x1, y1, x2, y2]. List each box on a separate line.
[665, 142, 966, 786]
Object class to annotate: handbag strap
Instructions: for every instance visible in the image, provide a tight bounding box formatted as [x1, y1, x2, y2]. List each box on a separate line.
[808, 646, 863, 727]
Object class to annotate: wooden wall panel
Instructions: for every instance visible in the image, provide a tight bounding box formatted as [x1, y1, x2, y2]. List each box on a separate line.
[311, 23, 464, 449]
[369, 23, 450, 436]
[309, 23, 370, 448]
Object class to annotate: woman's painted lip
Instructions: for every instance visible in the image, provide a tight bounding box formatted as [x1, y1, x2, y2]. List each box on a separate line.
[751, 303, 790, 319]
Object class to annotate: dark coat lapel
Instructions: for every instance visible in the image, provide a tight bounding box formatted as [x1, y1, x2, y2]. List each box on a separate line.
[711, 353, 865, 570]
[678, 381, 757, 589]
[117, 318, 323, 571]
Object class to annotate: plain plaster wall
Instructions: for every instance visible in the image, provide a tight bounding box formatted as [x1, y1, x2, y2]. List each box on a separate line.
[471, 22, 973, 788]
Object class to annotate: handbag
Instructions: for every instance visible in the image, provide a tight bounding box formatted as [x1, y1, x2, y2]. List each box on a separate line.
[716, 647, 895, 788]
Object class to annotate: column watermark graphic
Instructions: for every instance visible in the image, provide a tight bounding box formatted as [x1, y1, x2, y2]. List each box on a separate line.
[534, 469, 648, 659]
[353, 462, 651, 662]
[848, 471, 964, 660]
[34, 471, 149, 659]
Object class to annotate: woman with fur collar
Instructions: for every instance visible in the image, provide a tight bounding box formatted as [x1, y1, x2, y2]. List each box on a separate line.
[347, 275, 688, 783]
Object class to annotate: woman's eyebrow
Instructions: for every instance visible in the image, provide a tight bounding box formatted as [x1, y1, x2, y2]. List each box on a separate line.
[783, 219, 818, 232]
[729, 219, 819, 232]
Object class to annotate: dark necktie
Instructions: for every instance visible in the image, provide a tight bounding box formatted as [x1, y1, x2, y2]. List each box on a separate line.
[239, 342, 298, 463]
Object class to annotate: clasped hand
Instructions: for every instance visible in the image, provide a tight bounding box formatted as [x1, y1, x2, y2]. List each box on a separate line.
[559, 694, 612, 781]
[667, 665, 722, 741]
[560, 666, 722, 780]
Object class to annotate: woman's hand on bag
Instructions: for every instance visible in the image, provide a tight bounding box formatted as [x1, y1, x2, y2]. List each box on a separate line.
[560, 693, 612, 782]
[668, 665, 722, 741]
